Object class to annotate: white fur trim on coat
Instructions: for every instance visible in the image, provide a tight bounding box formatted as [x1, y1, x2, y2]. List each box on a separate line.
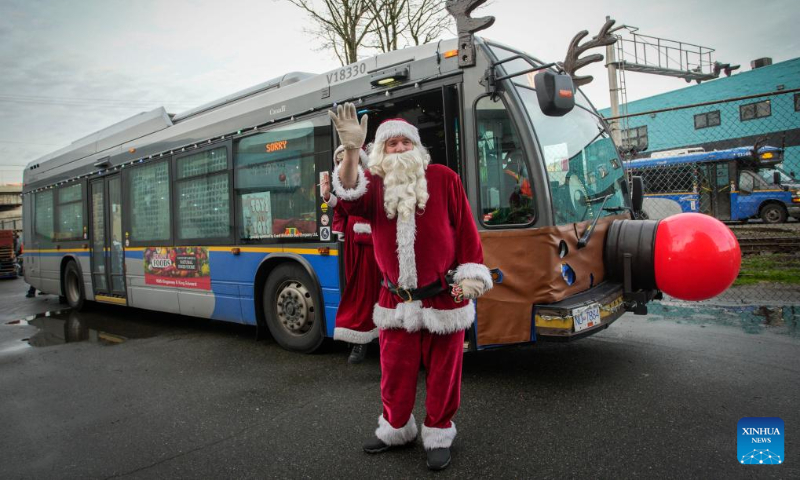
[333, 326, 378, 344]
[332, 164, 368, 201]
[453, 263, 493, 293]
[422, 422, 457, 450]
[376, 414, 418, 446]
[352, 222, 371, 234]
[324, 193, 338, 207]
[333, 146, 369, 166]
[395, 214, 417, 288]
[373, 301, 475, 334]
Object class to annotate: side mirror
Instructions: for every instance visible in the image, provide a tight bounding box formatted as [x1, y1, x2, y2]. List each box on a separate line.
[631, 176, 644, 214]
[534, 70, 575, 117]
[773, 171, 781, 185]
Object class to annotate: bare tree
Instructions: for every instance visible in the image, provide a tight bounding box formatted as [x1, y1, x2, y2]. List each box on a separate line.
[365, 0, 408, 53]
[285, 0, 376, 65]
[285, 0, 458, 65]
[404, 0, 453, 46]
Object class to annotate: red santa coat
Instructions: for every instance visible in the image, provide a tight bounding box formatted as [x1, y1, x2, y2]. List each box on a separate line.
[333, 163, 492, 334]
[330, 198, 380, 343]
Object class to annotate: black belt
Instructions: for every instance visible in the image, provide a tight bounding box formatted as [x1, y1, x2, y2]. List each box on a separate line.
[383, 271, 455, 303]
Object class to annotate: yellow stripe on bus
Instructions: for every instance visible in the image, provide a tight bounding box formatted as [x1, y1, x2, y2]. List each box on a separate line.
[130, 246, 337, 255]
[95, 295, 127, 305]
[28, 248, 88, 253]
[643, 192, 695, 196]
[31, 246, 337, 256]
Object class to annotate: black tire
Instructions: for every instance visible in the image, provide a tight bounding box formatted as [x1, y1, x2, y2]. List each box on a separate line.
[760, 204, 787, 224]
[63, 261, 86, 311]
[262, 263, 324, 353]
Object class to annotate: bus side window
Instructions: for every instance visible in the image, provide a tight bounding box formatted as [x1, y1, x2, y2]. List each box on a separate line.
[475, 96, 535, 226]
[234, 117, 329, 241]
[174, 146, 232, 243]
[34, 190, 54, 243]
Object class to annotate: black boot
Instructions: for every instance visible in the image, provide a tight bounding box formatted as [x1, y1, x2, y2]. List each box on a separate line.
[426, 448, 451, 471]
[348, 343, 367, 364]
[363, 436, 391, 454]
[363, 435, 416, 454]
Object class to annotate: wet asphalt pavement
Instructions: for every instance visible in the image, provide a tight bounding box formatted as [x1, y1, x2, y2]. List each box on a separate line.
[1, 276, 799, 479]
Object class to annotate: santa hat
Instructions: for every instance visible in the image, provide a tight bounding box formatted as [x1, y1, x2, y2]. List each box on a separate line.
[333, 144, 369, 165]
[373, 118, 421, 147]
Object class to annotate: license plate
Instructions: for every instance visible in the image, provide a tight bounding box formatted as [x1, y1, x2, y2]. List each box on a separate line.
[573, 303, 601, 332]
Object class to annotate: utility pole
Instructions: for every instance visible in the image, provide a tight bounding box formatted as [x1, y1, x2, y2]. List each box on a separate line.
[605, 15, 622, 146]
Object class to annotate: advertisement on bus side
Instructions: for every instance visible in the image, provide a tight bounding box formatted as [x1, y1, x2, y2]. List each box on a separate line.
[144, 247, 211, 290]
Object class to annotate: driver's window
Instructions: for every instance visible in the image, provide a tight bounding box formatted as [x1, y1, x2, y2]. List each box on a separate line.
[739, 171, 755, 192]
[475, 96, 535, 226]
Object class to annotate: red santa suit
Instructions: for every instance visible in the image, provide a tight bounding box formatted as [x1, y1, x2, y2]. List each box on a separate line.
[332, 119, 492, 452]
[329, 192, 381, 344]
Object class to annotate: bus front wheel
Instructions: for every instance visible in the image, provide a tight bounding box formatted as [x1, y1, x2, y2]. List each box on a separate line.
[760, 204, 787, 224]
[63, 261, 86, 311]
[262, 264, 324, 353]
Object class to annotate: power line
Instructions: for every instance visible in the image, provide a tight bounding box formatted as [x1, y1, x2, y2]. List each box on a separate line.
[0, 139, 64, 147]
[0, 93, 197, 109]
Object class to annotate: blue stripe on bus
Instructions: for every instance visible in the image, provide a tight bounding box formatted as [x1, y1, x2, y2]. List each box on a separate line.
[125, 249, 340, 334]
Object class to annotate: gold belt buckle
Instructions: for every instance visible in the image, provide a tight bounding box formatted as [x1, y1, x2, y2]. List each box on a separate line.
[399, 288, 414, 303]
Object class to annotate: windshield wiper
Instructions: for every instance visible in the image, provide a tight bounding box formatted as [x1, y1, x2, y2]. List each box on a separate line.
[577, 194, 613, 249]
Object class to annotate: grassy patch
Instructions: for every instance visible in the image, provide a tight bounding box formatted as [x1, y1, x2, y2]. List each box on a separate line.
[735, 253, 800, 285]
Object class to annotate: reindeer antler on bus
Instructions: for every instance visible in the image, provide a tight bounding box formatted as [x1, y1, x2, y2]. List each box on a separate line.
[446, 0, 495, 67]
[561, 18, 618, 87]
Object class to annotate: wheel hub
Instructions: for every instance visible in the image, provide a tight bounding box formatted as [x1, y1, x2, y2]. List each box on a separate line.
[276, 281, 313, 334]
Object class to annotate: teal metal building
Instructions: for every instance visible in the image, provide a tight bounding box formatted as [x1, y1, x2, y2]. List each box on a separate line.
[600, 57, 800, 175]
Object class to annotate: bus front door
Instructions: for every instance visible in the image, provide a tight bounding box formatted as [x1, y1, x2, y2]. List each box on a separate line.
[89, 175, 127, 301]
[712, 163, 732, 220]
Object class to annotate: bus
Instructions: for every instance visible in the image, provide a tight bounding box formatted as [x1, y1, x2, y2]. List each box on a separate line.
[23, 11, 717, 353]
[625, 147, 800, 223]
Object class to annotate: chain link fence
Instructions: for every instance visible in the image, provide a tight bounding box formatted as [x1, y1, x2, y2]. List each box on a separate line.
[605, 89, 800, 309]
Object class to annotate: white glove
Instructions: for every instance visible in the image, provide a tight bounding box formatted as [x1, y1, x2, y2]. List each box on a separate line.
[458, 278, 486, 300]
[328, 103, 368, 150]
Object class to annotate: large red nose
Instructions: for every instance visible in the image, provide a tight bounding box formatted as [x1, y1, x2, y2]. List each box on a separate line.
[654, 213, 741, 301]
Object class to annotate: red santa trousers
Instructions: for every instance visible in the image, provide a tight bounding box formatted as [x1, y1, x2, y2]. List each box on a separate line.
[332, 203, 380, 344]
[376, 327, 464, 450]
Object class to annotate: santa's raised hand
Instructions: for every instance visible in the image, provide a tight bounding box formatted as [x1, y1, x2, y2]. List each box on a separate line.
[328, 103, 368, 150]
[329, 103, 367, 189]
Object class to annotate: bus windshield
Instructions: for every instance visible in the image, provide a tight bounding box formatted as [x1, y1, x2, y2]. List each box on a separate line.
[487, 43, 628, 225]
[759, 165, 798, 185]
[520, 88, 626, 224]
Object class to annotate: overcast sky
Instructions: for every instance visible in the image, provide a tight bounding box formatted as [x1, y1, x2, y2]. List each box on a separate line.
[1, 0, 798, 184]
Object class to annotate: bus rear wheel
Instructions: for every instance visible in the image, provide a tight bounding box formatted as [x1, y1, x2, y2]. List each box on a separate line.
[760, 204, 787, 224]
[64, 261, 86, 311]
[262, 264, 324, 353]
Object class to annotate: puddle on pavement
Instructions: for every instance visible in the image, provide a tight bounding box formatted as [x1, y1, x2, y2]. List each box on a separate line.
[647, 303, 800, 337]
[5, 309, 162, 348]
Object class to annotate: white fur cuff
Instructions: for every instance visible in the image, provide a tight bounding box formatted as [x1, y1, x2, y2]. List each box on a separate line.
[373, 301, 475, 334]
[422, 422, 457, 450]
[333, 326, 378, 344]
[376, 414, 418, 446]
[324, 194, 338, 207]
[352, 222, 371, 234]
[332, 164, 368, 201]
[453, 263, 493, 293]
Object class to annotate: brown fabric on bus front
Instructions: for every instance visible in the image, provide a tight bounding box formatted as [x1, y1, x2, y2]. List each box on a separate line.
[475, 215, 625, 347]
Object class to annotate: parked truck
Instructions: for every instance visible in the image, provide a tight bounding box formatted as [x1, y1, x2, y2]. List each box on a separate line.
[0, 230, 18, 279]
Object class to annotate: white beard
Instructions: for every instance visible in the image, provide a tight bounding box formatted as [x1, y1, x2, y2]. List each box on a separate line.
[369, 146, 430, 221]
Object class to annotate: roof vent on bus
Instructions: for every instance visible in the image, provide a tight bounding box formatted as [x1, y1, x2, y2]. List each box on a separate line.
[750, 58, 772, 70]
